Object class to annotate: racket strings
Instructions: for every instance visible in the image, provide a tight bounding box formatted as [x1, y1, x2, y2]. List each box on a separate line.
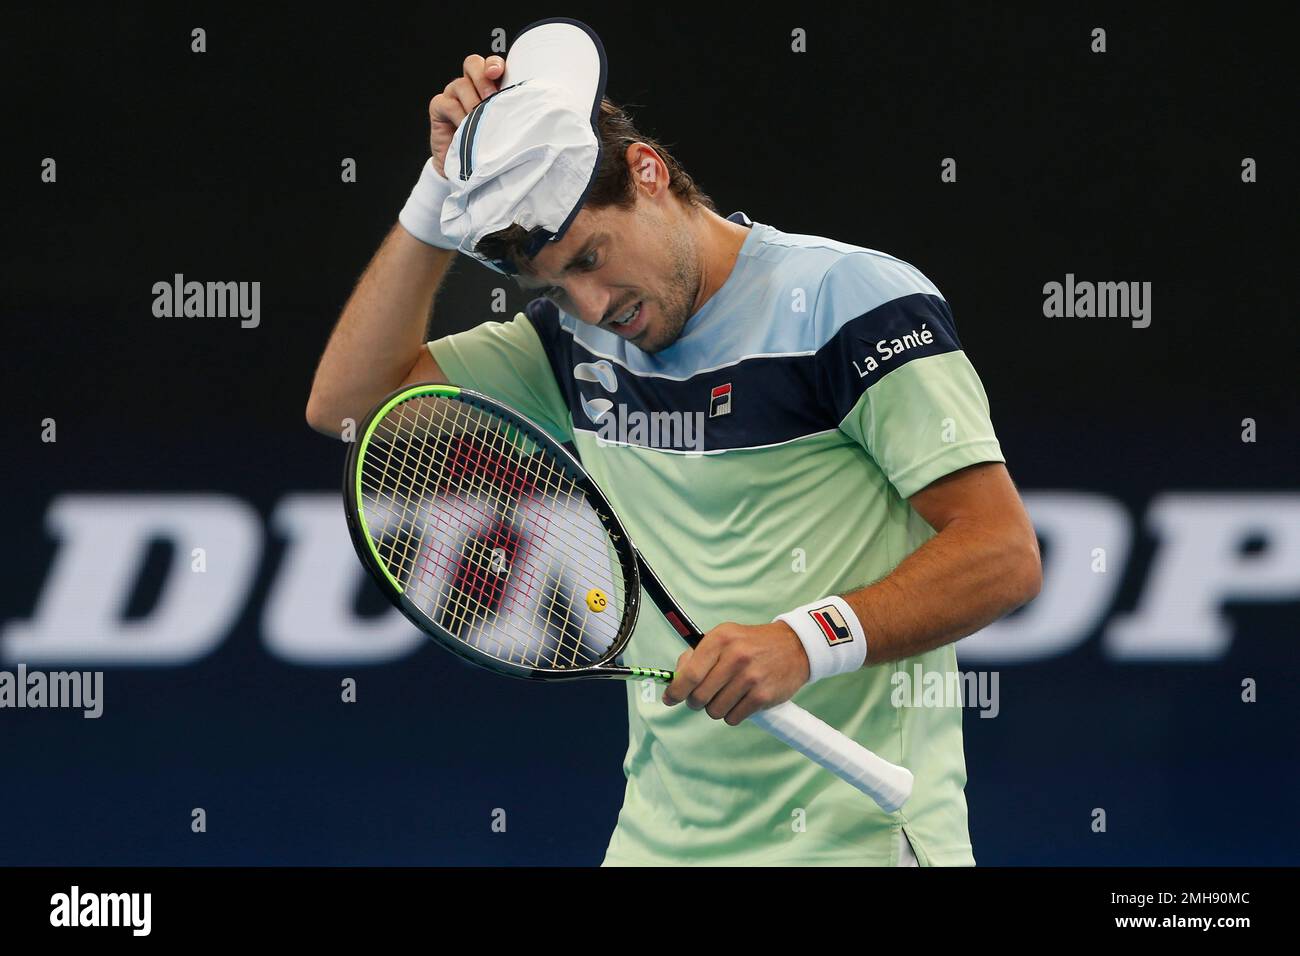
[358, 395, 627, 670]
[363, 402, 619, 619]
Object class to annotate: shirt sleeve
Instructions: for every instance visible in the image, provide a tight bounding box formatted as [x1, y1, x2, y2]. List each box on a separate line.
[427, 312, 574, 443]
[812, 255, 1006, 499]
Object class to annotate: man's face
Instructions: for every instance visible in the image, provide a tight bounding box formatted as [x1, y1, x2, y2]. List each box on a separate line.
[515, 199, 700, 354]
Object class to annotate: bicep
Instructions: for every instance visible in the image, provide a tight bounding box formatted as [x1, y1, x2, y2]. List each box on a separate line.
[907, 462, 1031, 535]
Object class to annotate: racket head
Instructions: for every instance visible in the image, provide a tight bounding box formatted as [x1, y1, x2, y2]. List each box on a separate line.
[344, 383, 643, 681]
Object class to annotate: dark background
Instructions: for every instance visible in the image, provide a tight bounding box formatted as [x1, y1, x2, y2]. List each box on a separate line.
[2, 5, 1296, 864]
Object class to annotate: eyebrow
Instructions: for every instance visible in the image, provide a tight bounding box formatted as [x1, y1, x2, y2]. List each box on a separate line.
[518, 232, 608, 290]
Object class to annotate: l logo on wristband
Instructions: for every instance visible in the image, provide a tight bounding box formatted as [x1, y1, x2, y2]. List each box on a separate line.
[777, 595, 867, 684]
[809, 605, 854, 646]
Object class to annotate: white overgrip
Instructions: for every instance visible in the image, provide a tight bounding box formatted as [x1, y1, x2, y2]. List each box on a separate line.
[748, 700, 914, 813]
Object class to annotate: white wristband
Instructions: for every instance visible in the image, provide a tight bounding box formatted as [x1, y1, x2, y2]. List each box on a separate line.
[397, 158, 459, 250]
[776, 596, 868, 684]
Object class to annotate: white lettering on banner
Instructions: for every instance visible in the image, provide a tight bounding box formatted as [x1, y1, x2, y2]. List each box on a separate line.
[956, 493, 1131, 664]
[262, 494, 424, 663]
[2, 495, 259, 665]
[1105, 495, 1300, 660]
[2, 492, 1298, 666]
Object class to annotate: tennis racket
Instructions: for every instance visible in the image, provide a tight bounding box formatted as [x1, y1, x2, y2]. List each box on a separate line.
[343, 382, 913, 812]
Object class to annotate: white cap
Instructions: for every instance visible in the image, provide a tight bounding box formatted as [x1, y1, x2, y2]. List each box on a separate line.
[440, 18, 608, 275]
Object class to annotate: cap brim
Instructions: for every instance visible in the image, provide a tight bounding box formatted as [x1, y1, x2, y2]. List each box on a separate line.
[504, 18, 607, 123]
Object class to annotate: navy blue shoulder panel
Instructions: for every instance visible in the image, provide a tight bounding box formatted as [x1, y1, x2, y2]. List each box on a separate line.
[523, 298, 828, 451]
[814, 292, 963, 424]
[523, 297, 572, 395]
[522, 294, 962, 451]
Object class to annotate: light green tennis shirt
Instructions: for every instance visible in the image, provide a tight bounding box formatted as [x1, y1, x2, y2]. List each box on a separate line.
[428, 212, 1004, 865]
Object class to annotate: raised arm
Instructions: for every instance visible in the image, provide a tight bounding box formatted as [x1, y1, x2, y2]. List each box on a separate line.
[305, 226, 452, 436]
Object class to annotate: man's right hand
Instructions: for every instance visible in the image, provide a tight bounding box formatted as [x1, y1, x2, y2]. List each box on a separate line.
[429, 54, 505, 177]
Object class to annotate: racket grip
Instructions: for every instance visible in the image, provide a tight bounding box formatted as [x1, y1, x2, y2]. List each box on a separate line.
[749, 700, 914, 813]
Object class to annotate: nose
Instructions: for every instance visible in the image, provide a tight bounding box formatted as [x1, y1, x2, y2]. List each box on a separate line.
[562, 276, 612, 327]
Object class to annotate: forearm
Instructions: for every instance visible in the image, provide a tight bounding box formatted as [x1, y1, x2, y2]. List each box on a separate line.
[306, 223, 453, 435]
[844, 516, 1041, 665]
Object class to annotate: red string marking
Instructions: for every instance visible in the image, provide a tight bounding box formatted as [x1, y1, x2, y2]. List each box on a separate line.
[436, 434, 537, 500]
[390, 416, 598, 663]
[417, 432, 547, 634]
[447, 523, 521, 613]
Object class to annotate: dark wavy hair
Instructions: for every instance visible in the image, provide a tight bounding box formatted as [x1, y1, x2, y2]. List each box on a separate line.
[473, 98, 716, 273]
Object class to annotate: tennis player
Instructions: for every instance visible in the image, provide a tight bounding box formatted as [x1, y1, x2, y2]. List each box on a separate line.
[307, 18, 1041, 866]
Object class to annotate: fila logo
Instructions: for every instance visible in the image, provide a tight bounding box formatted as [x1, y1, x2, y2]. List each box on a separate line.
[809, 605, 854, 647]
[709, 383, 733, 418]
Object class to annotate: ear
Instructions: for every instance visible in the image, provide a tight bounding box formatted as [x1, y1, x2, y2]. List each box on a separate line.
[625, 143, 662, 190]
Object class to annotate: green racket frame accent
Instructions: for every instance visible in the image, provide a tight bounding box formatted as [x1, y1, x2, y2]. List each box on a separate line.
[351, 383, 462, 594]
[627, 666, 673, 681]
